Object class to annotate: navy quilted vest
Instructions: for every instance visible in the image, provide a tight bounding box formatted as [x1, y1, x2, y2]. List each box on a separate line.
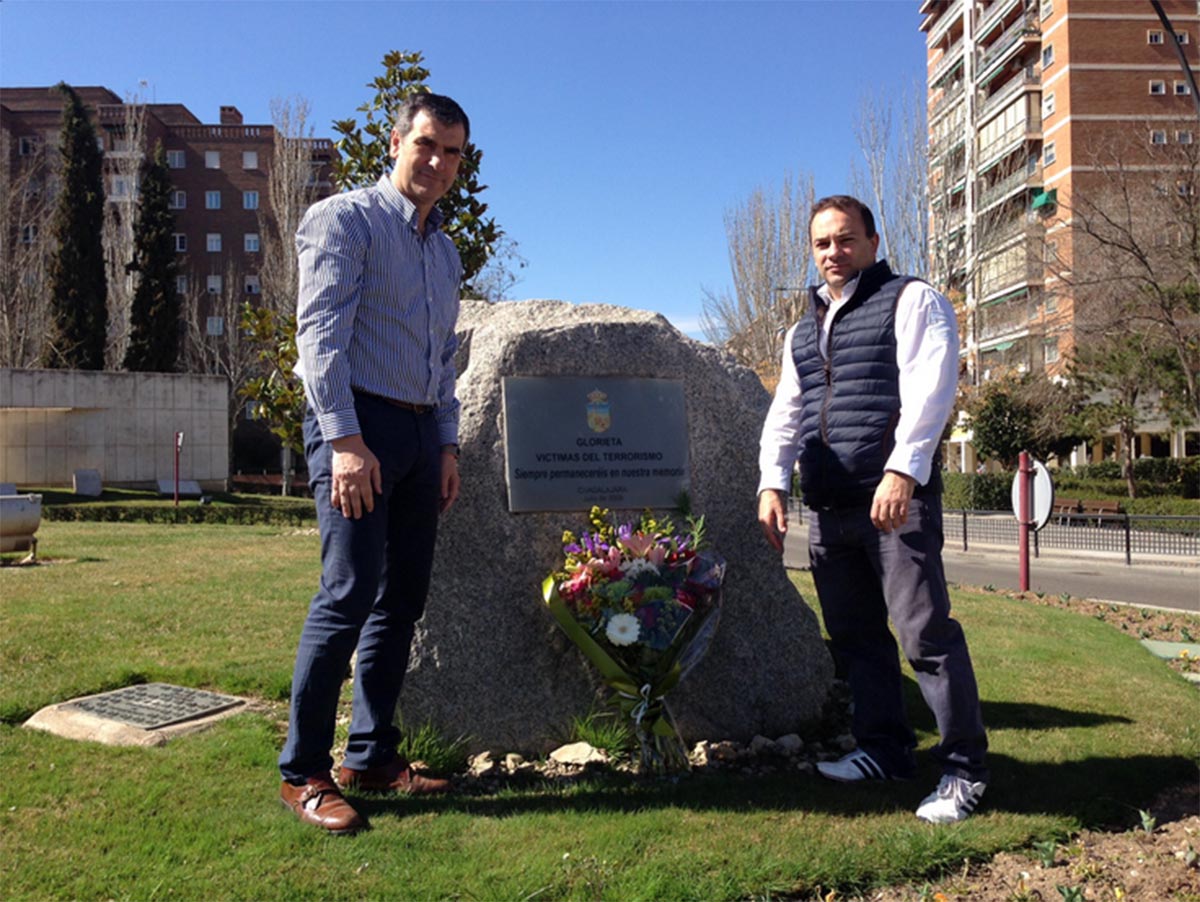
[791, 259, 942, 508]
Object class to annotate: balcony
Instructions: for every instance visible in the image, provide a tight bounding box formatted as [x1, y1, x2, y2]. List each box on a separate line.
[977, 249, 1045, 302]
[976, 13, 1040, 82]
[976, 66, 1039, 126]
[977, 162, 1043, 212]
[929, 79, 966, 122]
[929, 37, 965, 86]
[977, 114, 1042, 172]
[975, 0, 1021, 43]
[927, 0, 964, 46]
[977, 290, 1035, 342]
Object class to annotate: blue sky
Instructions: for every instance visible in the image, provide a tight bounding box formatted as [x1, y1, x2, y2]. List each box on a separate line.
[1, 0, 928, 337]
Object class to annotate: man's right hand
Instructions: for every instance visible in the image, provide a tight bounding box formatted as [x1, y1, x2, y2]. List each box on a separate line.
[757, 490, 788, 553]
[330, 434, 382, 519]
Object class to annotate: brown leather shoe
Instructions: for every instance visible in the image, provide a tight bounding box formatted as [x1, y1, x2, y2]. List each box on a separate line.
[280, 774, 366, 834]
[337, 757, 451, 795]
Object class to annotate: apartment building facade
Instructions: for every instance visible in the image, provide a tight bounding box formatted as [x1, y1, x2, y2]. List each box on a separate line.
[1, 85, 336, 344]
[922, 0, 1199, 462]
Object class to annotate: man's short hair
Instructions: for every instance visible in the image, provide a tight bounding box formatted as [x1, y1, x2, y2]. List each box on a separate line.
[392, 92, 470, 144]
[810, 195, 877, 238]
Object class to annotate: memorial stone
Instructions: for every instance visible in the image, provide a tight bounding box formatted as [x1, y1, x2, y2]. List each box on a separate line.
[397, 300, 834, 752]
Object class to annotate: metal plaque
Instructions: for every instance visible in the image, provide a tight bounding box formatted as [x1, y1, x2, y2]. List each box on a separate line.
[502, 376, 689, 512]
[63, 683, 243, 730]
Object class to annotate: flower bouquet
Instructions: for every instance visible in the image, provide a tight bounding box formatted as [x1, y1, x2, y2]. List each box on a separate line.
[542, 506, 725, 774]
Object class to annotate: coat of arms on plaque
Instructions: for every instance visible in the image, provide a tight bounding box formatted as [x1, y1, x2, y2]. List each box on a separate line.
[586, 389, 611, 433]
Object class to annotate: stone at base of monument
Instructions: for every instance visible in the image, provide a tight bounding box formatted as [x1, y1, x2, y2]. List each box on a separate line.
[396, 300, 835, 753]
[73, 468, 103, 496]
[24, 683, 246, 747]
[157, 478, 203, 497]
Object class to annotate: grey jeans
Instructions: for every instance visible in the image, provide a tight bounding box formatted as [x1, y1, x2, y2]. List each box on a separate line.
[808, 495, 989, 782]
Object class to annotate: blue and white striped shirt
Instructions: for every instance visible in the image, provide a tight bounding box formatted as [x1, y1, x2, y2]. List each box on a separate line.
[294, 175, 462, 446]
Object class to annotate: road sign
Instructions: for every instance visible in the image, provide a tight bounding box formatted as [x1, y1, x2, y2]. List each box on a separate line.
[1011, 457, 1055, 531]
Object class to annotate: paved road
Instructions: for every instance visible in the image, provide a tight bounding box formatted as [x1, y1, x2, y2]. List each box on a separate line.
[782, 521, 1199, 614]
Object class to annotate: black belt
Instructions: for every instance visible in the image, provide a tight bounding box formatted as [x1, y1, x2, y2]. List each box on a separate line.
[354, 389, 434, 415]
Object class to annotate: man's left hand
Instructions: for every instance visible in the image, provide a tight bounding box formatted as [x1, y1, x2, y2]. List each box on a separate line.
[871, 471, 916, 533]
[440, 450, 460, 513]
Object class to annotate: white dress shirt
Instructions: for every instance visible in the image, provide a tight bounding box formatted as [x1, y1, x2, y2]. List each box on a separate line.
[757, 272, 959, 496]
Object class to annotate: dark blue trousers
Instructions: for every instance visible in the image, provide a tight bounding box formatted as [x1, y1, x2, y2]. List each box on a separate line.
[279, 394, 441, 782]
[807, 496, 989, 782]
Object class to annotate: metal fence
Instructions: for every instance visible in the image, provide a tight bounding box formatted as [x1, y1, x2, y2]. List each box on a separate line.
[945, 510, 1200, 565]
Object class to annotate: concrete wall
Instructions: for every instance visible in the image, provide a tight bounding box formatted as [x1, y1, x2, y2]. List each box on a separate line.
[0, 369, 229, 489]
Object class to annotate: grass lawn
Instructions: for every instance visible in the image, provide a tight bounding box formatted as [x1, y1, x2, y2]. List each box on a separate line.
[1, 522, 1196, 900]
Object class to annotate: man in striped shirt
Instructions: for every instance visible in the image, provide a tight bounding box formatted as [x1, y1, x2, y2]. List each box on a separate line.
[278, 93, 469, 835]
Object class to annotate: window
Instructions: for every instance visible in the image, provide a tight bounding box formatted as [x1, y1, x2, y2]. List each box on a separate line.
[1045, 293, 1058, 313]
[1039, 0, 1052, 19]
[244, 274, 261, 295]
[1178, 31, 1190, 45]
[1151, 129, 1168, 145]
[205, 190, 221, 210]
[18, 136, 36, 156]
[1041, 45, 1054, 68]
[20, 224, 37, 244]
[244, 232, 260, 253]
[1149, 29, 1164, 44]
[206, 315, 224, 335]
[1043, 339, 1059, 365]
[1043, 92, 1056, 118]
[109, 175, 134, 199]
[1178, 182, 1195, 197]
[1150, 80, 1167, 95]
[166, 149, 186, 169]
[242, 151, 258, 169]
[206, 276, 223, 296]
[205, 150, 220, 169]
[206, 233, 222, 253]
[173, 233, 187, 252]
[169, 190, 186, 210]
[1043, 141, 1056, 165]
[1175, 81, 1192, 96]
[1179, 130, 1194, 145]
[175, 275, 189, 295]
[242, 190, 259, 210]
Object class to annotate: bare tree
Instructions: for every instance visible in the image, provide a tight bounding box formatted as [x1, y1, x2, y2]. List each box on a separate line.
[0, 131, 54, 367]
[851, 82, 930, 279]
[258, 96, 319, 319]
[1054, 127, 1200, 425]
[700, 172, 815, 387]
[102, 95, 148, 369]
[181, 259, 259, 467]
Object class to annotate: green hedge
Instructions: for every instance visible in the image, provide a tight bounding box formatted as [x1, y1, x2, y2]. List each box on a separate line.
[43, 504, 316, 526]
[942, 472, 1012, 511]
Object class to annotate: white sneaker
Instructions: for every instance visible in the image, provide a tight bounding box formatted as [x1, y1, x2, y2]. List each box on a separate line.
[816, 748, 890, 783]
[916, 774, 987, 823]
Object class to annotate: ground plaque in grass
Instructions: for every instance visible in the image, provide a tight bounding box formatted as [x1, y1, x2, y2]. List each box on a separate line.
[62, 683, 243, 729]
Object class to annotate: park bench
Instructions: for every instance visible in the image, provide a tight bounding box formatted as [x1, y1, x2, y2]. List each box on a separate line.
[1053, 498, 1124, 526]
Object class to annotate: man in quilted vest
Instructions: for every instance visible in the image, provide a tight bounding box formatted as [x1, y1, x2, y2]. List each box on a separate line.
[757, 195, 989, 824]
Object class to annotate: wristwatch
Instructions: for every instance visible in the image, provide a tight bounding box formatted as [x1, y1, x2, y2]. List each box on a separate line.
[443, 444, 460, 459]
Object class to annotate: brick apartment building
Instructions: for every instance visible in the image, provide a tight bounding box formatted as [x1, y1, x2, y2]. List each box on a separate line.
[1, 85, 336, 340]
[921, 0, 1200, 463]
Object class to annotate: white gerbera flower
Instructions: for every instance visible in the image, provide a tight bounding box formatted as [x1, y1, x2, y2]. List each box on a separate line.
[619, 557, 659, 578]
[605, 612, 640, 646]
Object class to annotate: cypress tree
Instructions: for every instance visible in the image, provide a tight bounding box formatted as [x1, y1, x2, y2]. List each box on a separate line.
[43, 83, 108, 369]
[123, 142, 179, 371]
